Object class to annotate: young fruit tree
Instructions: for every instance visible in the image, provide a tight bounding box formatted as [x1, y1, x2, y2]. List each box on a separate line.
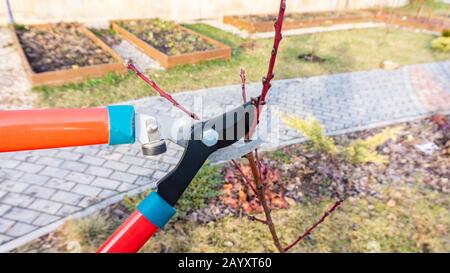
[126, 0, 343, 253]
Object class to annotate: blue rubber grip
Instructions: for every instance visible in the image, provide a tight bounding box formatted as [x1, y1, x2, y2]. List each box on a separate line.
[107, 105, 135, 145]
[137, 192, 176, 229]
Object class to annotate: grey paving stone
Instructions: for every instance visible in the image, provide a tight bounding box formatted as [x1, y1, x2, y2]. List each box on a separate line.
[72, 184, 102, 197]
[24, 186, 56, 199]
[127, 166, 154, 176]
[120, 155, 145, 166]
[56, 151, 82, 161]
[98, 189, 117, 199]
[18, 173, 50, 186]
[44, 178, 76, 191]
[0, 234, 12, 244]
[0, 158, 20, 169]
[0, 193, 35, 207]
[77, 196, 98, 208]
[153, 171, 168, 180]
[117, 183, 136, 192]
[96, 150, 123, 161]
[28, 199, 63, 214]
[110, 171, 138, 183]
[50, 191, 84, 205]
[3, 207, 40, 224]
[73, 146, 100, 156]
[0, 180, 29, 193]
[85, 166, 113, 178]
[56, 205, 81, 217]
[32, 213, 60, 227]
[35, 157, 64, 168]
[103, 160, 130, 172]
[60, 161, 88, 172]
[65, 172, 95, 184]
[6, 222, 35, 237]
[79, 155, 105, 166]
[15, 162, 44, 174]
[0, 169, 24, 180]
[40, 167, 69, 179]
[0, 218, 15, 233]
[91, 177, 120, 190]
[134, 176, 157, 186]
[0, 204, 11, 217]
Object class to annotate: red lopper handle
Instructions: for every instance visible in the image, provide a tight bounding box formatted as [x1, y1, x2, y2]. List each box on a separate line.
[97, 210, 158, 253]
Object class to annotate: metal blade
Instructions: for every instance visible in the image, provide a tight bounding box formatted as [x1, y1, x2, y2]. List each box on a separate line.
[208, 137, 262, 163]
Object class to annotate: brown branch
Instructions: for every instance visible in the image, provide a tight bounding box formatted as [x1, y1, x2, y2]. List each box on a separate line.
[231, 159, 257, 195]
[254, 149, 264, 180]
[245, 153, 284, 252]
[234, 0, 287, 253]
[283, 199, 344, 252]
[126, 62, 199, 120]
[258, 0, 286, 106]
[240, 68, 247, 103]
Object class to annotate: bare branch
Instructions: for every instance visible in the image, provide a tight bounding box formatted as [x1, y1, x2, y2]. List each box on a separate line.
[258, 0, 286, 106]
[231, 159, 257, 195]
[246, 152, 284, 252]
[240, 68, 247, 103]
[283, 199, 344, 252]
[126, 62, 199, 120]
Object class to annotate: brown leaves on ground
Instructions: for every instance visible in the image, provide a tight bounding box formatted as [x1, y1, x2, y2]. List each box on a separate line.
[221, 162, 288, 213]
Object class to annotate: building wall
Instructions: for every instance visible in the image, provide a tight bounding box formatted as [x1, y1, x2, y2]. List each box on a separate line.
[0, 0, 409, 25]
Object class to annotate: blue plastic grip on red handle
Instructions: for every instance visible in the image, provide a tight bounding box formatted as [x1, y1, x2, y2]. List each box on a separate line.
[137, 192, 176, 229]
[107, 105, 135, 145]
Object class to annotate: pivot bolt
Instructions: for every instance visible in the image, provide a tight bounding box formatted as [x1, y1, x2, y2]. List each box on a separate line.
[202, 129, 219, 147]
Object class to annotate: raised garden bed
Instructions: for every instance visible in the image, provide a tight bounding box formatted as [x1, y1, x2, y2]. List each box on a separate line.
[11, 23, 125, 87]
[224, 10, 376, 33]
[373, 11, 450, 33]
[111, 19, 231, 68]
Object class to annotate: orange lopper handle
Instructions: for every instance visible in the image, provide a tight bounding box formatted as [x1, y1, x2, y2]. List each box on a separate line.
[0, 106, 135, 152]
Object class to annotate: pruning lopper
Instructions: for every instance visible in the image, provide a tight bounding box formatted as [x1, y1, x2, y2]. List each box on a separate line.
[0, 100, 260, 252]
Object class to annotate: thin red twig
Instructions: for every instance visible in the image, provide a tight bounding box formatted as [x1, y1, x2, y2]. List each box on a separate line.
[254, 149, 264, 181]
[258, 0, 286, 108]
[240, 68, 247, 103]
[231, 159, 257, 195]
[126, 62, 199, 120]
[283, 199, 345, 252]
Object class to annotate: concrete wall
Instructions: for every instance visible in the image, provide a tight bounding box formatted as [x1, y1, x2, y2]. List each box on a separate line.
[0, 0, 409, 25]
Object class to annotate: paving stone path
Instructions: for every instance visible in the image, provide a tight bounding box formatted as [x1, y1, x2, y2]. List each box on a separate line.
[1, 45, 449, 252]
[0, 28, 33, 110]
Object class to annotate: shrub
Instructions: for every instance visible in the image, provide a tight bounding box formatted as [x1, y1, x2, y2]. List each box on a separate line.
[279, 111, 402, 164]
[62, 214, 114, 252]
[279, 113, 337, 155]
[176, 162, 222, 217]
[341, 127, 402, 164]
[431, 36, 450, 52]
[442, 29, 450, 37]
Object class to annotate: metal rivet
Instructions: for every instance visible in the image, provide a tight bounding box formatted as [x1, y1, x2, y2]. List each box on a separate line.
[202, 129, 219, 147]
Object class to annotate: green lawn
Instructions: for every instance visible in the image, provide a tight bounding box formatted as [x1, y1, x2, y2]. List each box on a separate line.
[42, 182, 449, 253]
[390, 0, 449, 19]
[34, 26, 450, 108]
[141, 184, 449, 253]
